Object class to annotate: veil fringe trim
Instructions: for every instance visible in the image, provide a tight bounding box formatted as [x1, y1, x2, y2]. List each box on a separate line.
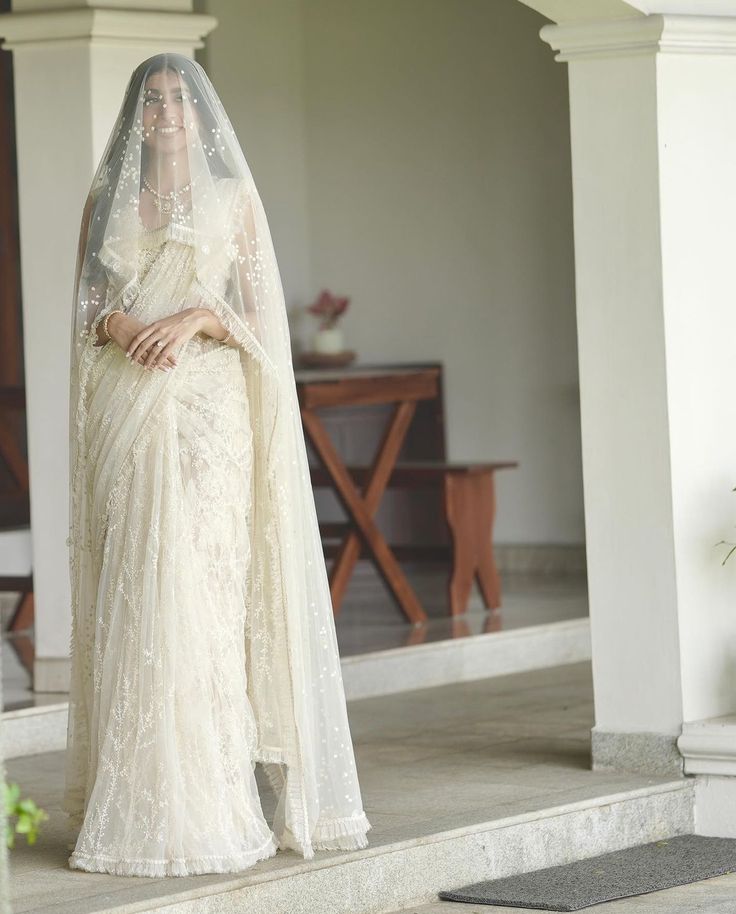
[258, 760, 372, 858]
[190, 278, 276, 375]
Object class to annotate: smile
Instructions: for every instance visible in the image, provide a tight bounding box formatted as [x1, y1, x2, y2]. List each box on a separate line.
[156, 125, 182, 135]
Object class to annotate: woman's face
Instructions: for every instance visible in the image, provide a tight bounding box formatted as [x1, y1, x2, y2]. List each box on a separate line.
[141, 69, 193, 156]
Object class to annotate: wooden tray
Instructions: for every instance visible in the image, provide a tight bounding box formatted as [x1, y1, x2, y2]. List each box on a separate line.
[298, 349, 356, 368]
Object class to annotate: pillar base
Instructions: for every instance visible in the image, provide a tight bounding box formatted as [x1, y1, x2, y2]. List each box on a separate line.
[678, 716, 736, 836]
[592, 727, 685, 777]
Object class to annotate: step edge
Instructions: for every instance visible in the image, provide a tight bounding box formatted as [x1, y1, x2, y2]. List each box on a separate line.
[85, 777, 694, 905]
[341, 617, 591, 666]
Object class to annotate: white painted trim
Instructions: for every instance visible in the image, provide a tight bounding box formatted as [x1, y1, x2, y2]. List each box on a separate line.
[633, 2, 736, 15]
[516, 0, 643, 26]
[13, 0, 190, 9]
[1, 700, 68, 721]
[2, 703, 68, 759]
[0, 8, 217, 50]
[541, 14, 736, 61]
[494, 542, 586, 574]
[342, 617, 591, 700]
[692, 775, 736, 836]
[32, 615, 591, 699]
[678, 714, 736, 775]
[524, 0, 736, 18]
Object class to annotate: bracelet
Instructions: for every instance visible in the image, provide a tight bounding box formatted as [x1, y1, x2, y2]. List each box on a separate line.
[102, 309, 125, 341]
[217, 329, 232, 344]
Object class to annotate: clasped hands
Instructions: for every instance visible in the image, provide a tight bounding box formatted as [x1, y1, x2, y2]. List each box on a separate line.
[101, 307, 214, 372]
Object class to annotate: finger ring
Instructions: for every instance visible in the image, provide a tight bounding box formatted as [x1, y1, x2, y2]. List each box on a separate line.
[155, 340, 164, 348]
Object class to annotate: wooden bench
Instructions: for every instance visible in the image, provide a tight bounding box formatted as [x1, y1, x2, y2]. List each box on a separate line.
[311, 460, 518, 616]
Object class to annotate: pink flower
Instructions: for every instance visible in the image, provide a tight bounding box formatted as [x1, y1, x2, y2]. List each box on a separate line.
[307, 289, 350, 329]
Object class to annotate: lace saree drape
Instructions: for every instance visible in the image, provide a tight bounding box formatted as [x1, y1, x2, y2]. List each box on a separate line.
[64, 53, 371, 878]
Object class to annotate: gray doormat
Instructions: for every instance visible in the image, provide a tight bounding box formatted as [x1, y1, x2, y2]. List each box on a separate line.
[437, 834, 736, 911]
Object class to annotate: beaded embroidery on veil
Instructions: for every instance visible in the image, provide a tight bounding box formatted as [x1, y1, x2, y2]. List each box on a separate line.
[64, 52, 371, 877]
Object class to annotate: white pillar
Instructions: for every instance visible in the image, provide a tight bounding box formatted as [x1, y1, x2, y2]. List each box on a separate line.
[540, 14, 736, 775]
[0, 2, 216, 692]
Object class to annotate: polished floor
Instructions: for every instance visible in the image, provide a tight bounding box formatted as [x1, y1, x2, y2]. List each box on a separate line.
[334, 562, 587, 655]
[5, 660, 696, 914]
[1, 563, 588, 711]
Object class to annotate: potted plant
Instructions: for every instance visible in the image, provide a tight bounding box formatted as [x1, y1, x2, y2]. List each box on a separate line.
[4, 781, 48, 849]
[307, 289, 350, 354]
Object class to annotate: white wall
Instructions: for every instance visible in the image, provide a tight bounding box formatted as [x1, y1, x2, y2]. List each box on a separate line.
[198, 0, 312, 315]
[203, 0, 581, 545]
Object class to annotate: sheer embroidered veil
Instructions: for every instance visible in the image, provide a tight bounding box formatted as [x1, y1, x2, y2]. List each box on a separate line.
[68, 51, 371, 856]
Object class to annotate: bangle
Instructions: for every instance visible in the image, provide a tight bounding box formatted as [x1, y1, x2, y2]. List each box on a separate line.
[102, 309, 125, 341]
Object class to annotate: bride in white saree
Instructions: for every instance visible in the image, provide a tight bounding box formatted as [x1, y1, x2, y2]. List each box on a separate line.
[63, 52, 371, 877]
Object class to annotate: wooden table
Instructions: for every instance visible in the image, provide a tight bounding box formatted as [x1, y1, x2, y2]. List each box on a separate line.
[296, 363, 442, 624]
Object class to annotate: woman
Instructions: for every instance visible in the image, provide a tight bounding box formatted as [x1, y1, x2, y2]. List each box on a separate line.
[63, 52, 371, 878]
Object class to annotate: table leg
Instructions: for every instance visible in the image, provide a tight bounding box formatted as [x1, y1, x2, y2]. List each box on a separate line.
[8, 589, 34, 633]
[332, 399, 416, 606]
[0, 416, 28, 490]
[302, 404, 428, 624]
[444, 470, 502, 615]
[475, 471, 502, 610]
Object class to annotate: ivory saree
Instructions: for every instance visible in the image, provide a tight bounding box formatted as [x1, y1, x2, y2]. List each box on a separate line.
[63, 217, 285, 875]
[65, 190, 371, 876]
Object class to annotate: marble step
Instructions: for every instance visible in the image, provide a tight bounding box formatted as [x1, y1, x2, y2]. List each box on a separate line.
[14, 778, 693, 914]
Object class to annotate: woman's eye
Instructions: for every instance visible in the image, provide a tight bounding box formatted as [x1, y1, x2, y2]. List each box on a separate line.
[143, 92, 185, 106]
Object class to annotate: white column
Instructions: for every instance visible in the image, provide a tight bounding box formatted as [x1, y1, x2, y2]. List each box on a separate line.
[0, 2, 216, 692]
[540, 15, 736, 777]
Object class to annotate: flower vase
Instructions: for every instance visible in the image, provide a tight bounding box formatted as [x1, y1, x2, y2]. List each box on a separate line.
[312, 326, 344, 354]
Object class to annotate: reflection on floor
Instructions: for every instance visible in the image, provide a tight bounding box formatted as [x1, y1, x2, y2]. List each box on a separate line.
[1, 590, 38, 713]
[1, 562, 588, 710]
[333, 561, 587, 656]
[6, 661, 691, 914]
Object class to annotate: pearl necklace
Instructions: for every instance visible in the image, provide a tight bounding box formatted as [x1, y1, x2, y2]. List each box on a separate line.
[142, 174, 192, 215]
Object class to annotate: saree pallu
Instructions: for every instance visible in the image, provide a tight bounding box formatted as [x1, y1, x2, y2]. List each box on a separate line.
[63, 227, 280, 876]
